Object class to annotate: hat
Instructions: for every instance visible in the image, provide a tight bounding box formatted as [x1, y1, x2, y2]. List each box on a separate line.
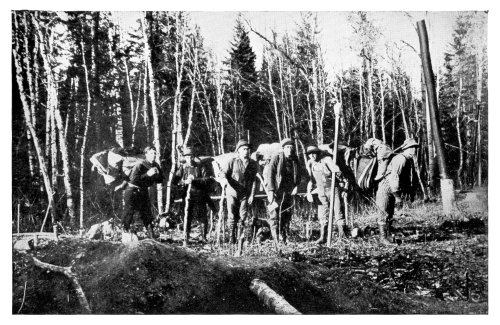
[401, 138, 419, 150]
[280, 138, 294, 147]
[235, 140, 251, 151]
[183, 147, 195, 156]
[306, 145, 322, 155]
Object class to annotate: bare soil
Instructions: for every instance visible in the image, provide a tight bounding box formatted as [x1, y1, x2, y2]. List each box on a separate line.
[12, 188, 488, 314]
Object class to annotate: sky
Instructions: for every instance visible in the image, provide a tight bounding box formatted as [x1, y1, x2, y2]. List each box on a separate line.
[116, 10, 469, 92]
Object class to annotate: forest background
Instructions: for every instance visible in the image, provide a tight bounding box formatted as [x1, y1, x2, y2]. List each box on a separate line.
[6, 1, 493, 238]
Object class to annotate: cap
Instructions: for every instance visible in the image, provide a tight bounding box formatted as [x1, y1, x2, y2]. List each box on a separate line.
[235, 140, 251, 152]
[401, 138, 419, 150]
[280, 138, 293, 147]
[306, 145, 322, 155]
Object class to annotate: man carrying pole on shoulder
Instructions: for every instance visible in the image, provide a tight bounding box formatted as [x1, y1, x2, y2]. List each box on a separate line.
[306, 145, 349, 244]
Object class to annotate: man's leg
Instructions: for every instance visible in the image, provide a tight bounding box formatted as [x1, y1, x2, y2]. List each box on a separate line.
[375, 178, 395, 245]
[226, 195, 239, 244]
[122, 188, 136, 232]
[280, 193, 293, 243]
[315, 194, 329, 244]
[137, 190, 154, 238]
[333, 186, 348, 238]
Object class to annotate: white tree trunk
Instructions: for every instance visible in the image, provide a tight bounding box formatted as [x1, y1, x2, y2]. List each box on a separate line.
[142, 13, 163, 213]
[79, 33, 92, 234]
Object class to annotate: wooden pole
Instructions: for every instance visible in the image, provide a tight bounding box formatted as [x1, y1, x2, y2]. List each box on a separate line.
[17, 203, 21, 234]
[183, 183, 192, 247]
[327, 102, 341, 247]
[417, 20, 455, 213]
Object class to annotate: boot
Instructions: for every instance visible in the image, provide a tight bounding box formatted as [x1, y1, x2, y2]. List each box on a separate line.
[378, 224, 396, 246]
[315, 224, 327, 244]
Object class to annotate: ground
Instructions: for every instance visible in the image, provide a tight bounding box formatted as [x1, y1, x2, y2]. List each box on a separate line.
[12, 187, 488, 314]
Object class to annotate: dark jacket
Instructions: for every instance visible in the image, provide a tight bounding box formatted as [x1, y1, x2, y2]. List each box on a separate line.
[264, 152, 300, 193]
[174, 161, 211, 199]
[129, 160, 163, 188]
[223, 157, 258, 198]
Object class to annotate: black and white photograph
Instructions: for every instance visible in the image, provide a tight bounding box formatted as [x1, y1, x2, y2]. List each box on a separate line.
[8, 1, 493, 316]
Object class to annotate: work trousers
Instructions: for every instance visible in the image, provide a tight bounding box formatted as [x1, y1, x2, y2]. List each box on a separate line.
[183, 195, 208, 238]
[268, 192, 293, 241]
[375, 177, 395, 225]
[226, 195, 250, 244]
[316, 186, 345, 227]
[122, 187, 153, 231]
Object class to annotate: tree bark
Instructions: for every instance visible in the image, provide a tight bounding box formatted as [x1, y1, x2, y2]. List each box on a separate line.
[266, 52, 282, 142]
[417, 20, 455, 213]
[79, 31, 92, 234]
[456, 77, 464, 190]
[249, 279, 301, 315]
[142, 13, 164, 213]
[12, 14, 56, 230]
[35, 18, 77, 227]
[379, 71, 386, 143]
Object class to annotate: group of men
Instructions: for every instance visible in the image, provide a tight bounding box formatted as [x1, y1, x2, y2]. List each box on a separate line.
[114, 136, 419, 247]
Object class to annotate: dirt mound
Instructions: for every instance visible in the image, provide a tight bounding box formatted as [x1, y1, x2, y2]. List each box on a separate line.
[12, 238, 486, 314]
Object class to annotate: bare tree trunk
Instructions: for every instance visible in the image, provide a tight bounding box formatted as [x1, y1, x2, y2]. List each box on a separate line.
[278, 56, 289, 138]
[142, 13, 163, 213]
[165, 13, 188, 212]
[359, 65, 364, 140]
[184, 76, 196, 147]
[367, 59, 376, 138]
[35, 18, 77, 228]
[379, 71, 386, 143]
[266, 52, 282, 141]
[79, 32, 92, 235]
[216, 71, 225, 154]
[142, 63, 150, 143]
[475, 47, 484, 187]
[12, 15, 56, 229]
[417, 20, 455, 214]
[456, 77, 464, 190]
[312, 60, 323, 144]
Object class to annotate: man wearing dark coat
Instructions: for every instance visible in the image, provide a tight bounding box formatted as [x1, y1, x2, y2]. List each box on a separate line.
[264, 138, 301, 244]
[122, 146, 163, 238]
[174, 147, 213, 243]
[220, 140, 259, 245]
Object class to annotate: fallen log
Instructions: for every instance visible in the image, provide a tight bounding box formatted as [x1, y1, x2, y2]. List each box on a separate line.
[32, 256, 91, 314]
[249, 278, 301, 315]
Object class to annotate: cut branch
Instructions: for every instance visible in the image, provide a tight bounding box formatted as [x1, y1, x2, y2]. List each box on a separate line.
[32, 257, 91, 314]
[249, 279, 301, 315]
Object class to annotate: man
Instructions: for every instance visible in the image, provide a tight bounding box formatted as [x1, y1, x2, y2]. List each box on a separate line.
[174, 147, 213, 244]
[122, 146, 163, 238]
[220, 140, 259, 246]
[305, 145, 348, 244]
[362, 138, 393, 181]
[375, 138, 419, 245]
[264, 138, 301, 244]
